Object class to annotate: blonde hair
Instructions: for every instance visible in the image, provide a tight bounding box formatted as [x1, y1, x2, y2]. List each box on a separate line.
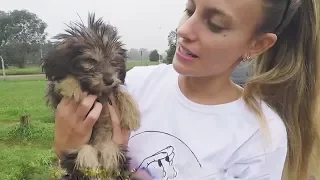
[243, 0, 320, 179]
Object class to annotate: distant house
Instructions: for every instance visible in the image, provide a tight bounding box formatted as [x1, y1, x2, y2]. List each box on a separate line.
[231, 62, 253, 87]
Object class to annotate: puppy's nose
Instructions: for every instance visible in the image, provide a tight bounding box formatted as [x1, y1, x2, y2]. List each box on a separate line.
[103, 78, 114, 86]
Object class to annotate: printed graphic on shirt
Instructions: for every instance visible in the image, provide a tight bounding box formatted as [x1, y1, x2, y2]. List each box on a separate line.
[136, 146, 177, 179]
[129, 131, 202, 180]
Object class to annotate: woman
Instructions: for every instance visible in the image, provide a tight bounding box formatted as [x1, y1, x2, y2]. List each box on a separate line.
[53, 0, 319, 179]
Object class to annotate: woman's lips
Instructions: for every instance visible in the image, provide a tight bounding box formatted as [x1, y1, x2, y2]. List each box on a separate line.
[176, 45, 199, 62]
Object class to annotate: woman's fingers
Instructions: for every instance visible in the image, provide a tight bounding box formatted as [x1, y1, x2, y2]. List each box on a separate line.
[107, 97, 123, 143]
[58, 97, 71, 108]
[80, 101, 102, 131]
[57, 96, 77, 114]
[131, 168, 153, 180]
[122, 129, 131, 145]
[75, 93, 98, 122]
[107, 94, 130, 145]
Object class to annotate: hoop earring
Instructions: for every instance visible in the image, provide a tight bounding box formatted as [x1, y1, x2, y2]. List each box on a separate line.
[242, 55, 251, 63]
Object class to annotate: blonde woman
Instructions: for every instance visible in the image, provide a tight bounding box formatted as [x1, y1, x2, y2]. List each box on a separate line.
[53, 0, 319, 179]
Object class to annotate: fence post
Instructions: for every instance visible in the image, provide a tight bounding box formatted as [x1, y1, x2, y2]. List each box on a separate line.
[0, 56, 6, 81]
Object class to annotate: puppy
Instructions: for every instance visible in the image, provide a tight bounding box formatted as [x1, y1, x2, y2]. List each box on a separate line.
[42, 13, 140, 180]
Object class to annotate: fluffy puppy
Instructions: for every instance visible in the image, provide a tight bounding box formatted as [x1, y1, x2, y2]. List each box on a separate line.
[41, 13, 140, 180]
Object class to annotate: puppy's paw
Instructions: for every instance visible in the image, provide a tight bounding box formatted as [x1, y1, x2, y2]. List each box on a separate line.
[54, 75, 83, 102]
[98, 141, 124, 171]
[115, 90, 141, 131]
[128, 111, 141, 131]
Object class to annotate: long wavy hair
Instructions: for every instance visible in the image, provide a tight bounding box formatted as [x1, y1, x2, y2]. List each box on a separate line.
[243, 0, 320, 179]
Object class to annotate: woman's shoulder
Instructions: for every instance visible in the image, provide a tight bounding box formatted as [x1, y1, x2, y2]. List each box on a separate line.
[125, 63, 172, 81]
[231, 99, 288, 166]
[238, 99, 287, 150]
[260, 101, 287, 149]
[222, 100, 288, 179]
[124, 63, 176, 97]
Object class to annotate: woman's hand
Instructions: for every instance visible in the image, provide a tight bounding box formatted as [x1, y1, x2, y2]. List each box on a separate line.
[131, 168, 153, 180]
[54, 92, 101, 159]
[54, 92, 151, 178]
[53, 92, 130, 159]
[107, 94, 131, 146]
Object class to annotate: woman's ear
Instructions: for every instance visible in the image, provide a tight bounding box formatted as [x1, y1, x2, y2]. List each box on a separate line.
[246, 33, 277, 59]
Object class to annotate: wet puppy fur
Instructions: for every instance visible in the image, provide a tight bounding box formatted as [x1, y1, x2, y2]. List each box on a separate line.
[42, 13, 140, 179]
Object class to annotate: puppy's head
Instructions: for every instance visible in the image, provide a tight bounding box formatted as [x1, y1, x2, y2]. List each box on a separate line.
[42, 13, 127, 105]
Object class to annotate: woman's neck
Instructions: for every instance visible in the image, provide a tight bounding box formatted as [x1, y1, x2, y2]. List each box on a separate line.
[178, 74, 243, 105]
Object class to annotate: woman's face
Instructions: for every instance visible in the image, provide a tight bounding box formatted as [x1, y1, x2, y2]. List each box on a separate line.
[173, 0, 267, 78]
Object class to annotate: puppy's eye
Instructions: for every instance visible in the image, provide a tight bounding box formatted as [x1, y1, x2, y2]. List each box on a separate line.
[103, 78, 114, 86]
[86, 58, 98, 64]
[88, 58, 97, 62]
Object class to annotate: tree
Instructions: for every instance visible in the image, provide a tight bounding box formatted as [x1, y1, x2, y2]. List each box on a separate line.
[165, 29, 177, 64]
[127, 48, 151, 61]
[149, 50, 160, 62]
[0, 10, 48, 68]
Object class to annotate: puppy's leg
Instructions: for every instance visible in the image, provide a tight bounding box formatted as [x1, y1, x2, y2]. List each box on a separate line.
[99, 140, 123, 171]
[92, 119, 119, 170]
[75, 144, 100, 170]
[97, 138, 131, 180]
[55, 75, 101, 178]
[114, 89, 141, 131]
[91, 114, 131, 179]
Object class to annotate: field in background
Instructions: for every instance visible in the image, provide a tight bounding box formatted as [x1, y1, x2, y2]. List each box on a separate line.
[0, 62, 159, 180]
[3, 61, 159, 75]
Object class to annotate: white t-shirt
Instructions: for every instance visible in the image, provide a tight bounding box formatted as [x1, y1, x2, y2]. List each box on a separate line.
[124, 64, 287, 180]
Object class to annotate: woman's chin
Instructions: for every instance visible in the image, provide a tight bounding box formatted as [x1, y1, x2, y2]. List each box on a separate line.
[172, 56, 194, 76]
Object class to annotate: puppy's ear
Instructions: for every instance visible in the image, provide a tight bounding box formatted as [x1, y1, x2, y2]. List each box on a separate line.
[41, 41, 78, 81]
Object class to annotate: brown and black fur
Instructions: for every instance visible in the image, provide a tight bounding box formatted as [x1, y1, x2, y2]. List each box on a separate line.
[41, 13, 140, 180]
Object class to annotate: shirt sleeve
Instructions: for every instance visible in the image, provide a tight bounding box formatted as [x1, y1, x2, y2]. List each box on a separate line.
[123, 64, 168, 101]
[122, 65, 158, 99]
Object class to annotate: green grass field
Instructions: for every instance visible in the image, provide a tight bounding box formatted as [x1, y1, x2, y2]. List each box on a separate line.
[3, 61, 159, 75]
[0, 79, 58, 180]
[0, 62, 159, 179]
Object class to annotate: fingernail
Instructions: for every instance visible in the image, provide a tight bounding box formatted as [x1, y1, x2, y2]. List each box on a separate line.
[108, 99, 112, 105]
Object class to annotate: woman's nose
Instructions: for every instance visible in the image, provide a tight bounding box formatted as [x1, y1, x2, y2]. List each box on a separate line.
[177, 14, 198, 42]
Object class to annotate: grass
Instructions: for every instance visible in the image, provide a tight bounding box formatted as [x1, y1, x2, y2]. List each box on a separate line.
[3, 61, 160, 75]
[4, 66, 43, 75]
[0, 79, 58, 179]
[0, 62, 160, 179]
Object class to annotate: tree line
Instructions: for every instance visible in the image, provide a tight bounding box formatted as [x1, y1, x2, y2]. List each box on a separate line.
[0, 10, 48, 68]
[0, 9, 176, 69]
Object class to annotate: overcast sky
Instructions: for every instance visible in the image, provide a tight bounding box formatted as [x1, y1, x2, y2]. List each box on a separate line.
[1, 0, 186, 53]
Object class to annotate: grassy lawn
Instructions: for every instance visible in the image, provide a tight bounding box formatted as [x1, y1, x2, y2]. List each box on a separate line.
[0, 79, 58, 180]
[3, 61, 160, 75]
[0, 62, 160, 179]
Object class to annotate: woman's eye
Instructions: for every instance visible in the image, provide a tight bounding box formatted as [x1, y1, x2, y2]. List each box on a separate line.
[207, 21, 225, 33]
[183, 7, 225, 33]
